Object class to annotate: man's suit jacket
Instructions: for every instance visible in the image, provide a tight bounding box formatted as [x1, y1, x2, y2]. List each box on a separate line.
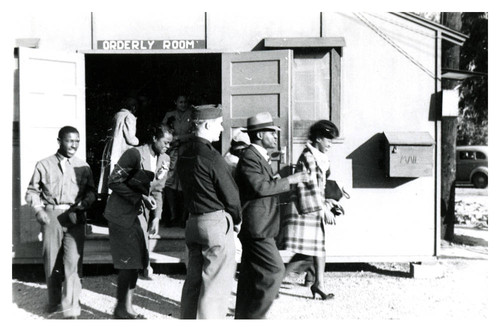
[235, 145, 291, 239]
[104, 144, 169, 228]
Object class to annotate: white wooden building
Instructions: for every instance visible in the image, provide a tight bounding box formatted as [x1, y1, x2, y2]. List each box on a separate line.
[10, 12, 467, 264]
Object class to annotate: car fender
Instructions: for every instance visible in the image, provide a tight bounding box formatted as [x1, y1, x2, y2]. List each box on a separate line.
[470, 166, 488, 180]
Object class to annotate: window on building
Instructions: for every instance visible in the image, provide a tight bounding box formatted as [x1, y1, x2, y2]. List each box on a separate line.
[292, 49, 331, 141]
[264, 38, 344, 144]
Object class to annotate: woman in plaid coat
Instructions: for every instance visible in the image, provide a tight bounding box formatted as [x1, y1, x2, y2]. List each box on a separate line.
[281, 120, 339, 300]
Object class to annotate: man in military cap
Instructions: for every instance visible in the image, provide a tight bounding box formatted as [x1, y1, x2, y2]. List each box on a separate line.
[177, 104, 242, 319]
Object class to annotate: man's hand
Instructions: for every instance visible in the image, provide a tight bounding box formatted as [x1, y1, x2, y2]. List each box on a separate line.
[35, 210, 50, 225]
[149, 217, 160, 238]
[287, 169, 309, 184]
[142, 195, 157, 210]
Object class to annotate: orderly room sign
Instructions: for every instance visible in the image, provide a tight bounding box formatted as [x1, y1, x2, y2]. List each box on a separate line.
[97, 40, 206, 50]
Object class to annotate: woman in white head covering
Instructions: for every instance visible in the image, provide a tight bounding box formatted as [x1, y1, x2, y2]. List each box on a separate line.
[223, 128, 250, 177]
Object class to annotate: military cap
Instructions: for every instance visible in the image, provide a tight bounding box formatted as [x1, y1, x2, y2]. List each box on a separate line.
[192, 104, 223, 120]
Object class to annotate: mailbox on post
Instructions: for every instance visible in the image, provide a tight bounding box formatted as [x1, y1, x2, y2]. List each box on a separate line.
[383, 132, 435, 178]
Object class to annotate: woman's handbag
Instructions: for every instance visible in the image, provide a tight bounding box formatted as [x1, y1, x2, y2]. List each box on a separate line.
[127, 169, 155, 195]
[325, 180, 344, 201]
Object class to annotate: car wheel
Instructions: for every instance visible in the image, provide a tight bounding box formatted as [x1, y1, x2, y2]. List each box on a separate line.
[472, 173, 488, 189]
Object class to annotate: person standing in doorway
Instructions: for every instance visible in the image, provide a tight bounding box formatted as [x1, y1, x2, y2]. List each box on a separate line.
[234, 112, 308, 319]
[161, 94, 194, 228]
[141, 124, 174, 280]
[104, 125, 173, 319]
[25, 126, 97, 319]
[98, 97, 140, 196]
[177, 105, 242, 319]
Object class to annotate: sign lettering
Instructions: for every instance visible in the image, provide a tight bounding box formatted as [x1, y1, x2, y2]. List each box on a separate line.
[97, 40, 205, 50]
[400, 155, 418, 164]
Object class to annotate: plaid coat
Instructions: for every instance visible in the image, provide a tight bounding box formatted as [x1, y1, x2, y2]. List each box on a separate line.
[281, 147, 328, 257]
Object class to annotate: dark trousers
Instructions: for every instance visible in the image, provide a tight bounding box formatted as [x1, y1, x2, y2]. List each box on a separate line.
[235, 237, 285, 319]
[42, 209, 85, 318]
[163, 187, 187, 227]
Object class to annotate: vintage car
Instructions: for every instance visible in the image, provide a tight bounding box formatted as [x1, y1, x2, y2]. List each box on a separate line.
[456, 145, 488, 188]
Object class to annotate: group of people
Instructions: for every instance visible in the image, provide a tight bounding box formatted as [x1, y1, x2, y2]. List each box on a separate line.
[25, 95, 344, 319]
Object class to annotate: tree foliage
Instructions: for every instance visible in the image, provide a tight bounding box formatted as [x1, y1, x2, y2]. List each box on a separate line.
[457, 12, 488, 146]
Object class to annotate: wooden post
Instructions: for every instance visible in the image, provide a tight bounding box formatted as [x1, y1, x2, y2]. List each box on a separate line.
[441, 116, 457, 241]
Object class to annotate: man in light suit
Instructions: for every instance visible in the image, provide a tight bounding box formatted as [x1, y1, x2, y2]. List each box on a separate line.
[234, 112, 308, 319]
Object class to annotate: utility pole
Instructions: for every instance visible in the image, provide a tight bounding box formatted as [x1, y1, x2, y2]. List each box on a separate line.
[440, 12, 462, 241]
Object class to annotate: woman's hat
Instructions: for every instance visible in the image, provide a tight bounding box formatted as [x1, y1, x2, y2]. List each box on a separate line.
[242, 112, 281, 132]
[310, 120, 339, 139]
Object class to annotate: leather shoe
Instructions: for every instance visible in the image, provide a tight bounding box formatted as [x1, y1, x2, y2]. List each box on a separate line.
[310, 285, 334, 300]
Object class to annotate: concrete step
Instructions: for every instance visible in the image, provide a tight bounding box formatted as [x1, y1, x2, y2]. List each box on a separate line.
[85, 224, 186, 239]
[84, 234, 187, 253]
[83, 249, 186, 264]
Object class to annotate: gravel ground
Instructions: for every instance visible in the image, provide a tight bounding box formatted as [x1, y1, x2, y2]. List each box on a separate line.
[11, 187, 490, 321]
[11, 249, 488, 320]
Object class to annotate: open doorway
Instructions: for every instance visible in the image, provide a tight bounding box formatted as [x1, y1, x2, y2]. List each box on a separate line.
[84, 53, 222, 184]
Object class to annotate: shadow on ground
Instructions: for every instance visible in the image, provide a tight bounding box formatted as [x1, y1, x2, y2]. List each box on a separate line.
[452, 234, 488, 247]
[12, 263, 183, 319]
[326, 263, 412, 278]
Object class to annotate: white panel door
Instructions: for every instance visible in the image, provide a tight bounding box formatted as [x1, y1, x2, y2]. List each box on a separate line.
[19, 47, 86, 203]
[17, 47, 85, 248]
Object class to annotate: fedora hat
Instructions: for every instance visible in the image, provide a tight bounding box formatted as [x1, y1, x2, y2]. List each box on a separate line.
[242, 112, 281, 132]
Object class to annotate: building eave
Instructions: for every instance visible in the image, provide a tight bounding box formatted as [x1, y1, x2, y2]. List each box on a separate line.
[390, 12, 468, 46]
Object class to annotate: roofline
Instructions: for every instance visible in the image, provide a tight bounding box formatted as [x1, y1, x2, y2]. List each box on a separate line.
[390, 12, 468, 46]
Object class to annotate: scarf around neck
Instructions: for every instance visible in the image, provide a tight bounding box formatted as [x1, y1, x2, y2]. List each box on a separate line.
[306, 142, 330, 175]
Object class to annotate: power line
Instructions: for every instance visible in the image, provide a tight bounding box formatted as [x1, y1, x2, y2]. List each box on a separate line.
[354, 12, 439, 81]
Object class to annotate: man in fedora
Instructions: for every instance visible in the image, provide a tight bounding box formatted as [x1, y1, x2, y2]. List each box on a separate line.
[176, 105, 242, 319]
[234, 112, 308, 319]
